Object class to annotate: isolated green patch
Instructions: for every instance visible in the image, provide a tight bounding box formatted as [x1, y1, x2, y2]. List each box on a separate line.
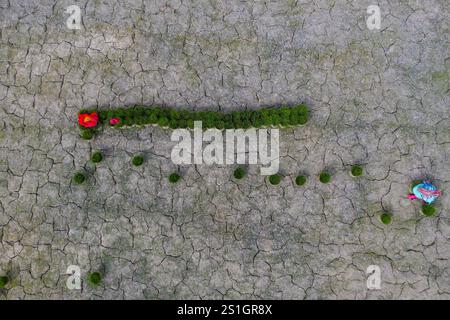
[0, 276, 8, 288]
[269, 174, 281, 185]
[91, 151, 103, 163]
[422, 204, 436, 217]
[88, 272, 102, 286]
[350, 165, 363, 177]
[168, 172, 181, 183]
[319, 172, 331, 184]
[233, 167, 246, 180]
[73, 172, 86, 184]
[132, 155, 144, 166]
[380, 212, 392, 225]
[295, 175, 307, 186]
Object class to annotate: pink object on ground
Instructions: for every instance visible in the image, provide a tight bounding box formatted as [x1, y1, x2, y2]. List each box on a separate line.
[417, 188, 441, 198]
[407, 194, 417, 200]
[109, 118, 120, 125]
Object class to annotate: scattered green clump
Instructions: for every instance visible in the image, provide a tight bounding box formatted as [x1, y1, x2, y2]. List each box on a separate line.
[319, 172, 332, 184]
[81, 129, 93, 140]
[79, 104, 309, 134]
[295, 175, 307, 186]
[88, 272, 102, 286]
[380, 212, 392, 225]
[0, 276, 8, 288]
[350, 165, 363, 177]
[422, 204, 436, 217]
[268, 174, 281, 185]
[168, 172, 181, 183]
[73, 172, 86, 184]
[132, 155, 144, 166]
[233, 167, 246, 180]
[91, 151, 103, 163]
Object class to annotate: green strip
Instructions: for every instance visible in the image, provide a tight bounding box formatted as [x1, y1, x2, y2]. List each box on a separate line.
[78, 104, 308, 138]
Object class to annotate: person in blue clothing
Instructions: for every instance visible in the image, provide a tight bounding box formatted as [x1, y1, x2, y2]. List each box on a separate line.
[408, 180, 441, 204]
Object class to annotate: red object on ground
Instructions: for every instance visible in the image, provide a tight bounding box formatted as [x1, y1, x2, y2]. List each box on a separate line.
[78, 112, 99, 128]
[407, 194, 417, 200]
[109, 117, 120, 125]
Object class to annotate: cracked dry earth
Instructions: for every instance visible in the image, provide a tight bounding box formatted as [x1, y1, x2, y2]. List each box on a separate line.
[0, 0, 449, 300]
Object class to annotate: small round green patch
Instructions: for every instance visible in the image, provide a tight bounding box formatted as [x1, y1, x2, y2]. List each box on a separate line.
[168, 172, 181, 183]
[380, 213, 392, 225]
[233, 167, 246, 180]
[81, 130, 93, 140]
[132, 155, 144, 166]
[91, 151, 103, 163]
[422, 204, 436, 217]
[319, 172, 331, 184]
[269, 174, 281, 185]
[350, 165, 363, 177]
[73, 172, 86, 184]
[295, 175, 307, 186]
[88, 272, 101, 286]
[0, 276, 8, 288]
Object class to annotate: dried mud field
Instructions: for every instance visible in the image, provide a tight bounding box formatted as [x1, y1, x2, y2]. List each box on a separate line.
[0, 0, 449, 299]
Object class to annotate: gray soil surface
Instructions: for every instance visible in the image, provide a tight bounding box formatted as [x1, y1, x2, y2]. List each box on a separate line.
[0, 0, 449, 299]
